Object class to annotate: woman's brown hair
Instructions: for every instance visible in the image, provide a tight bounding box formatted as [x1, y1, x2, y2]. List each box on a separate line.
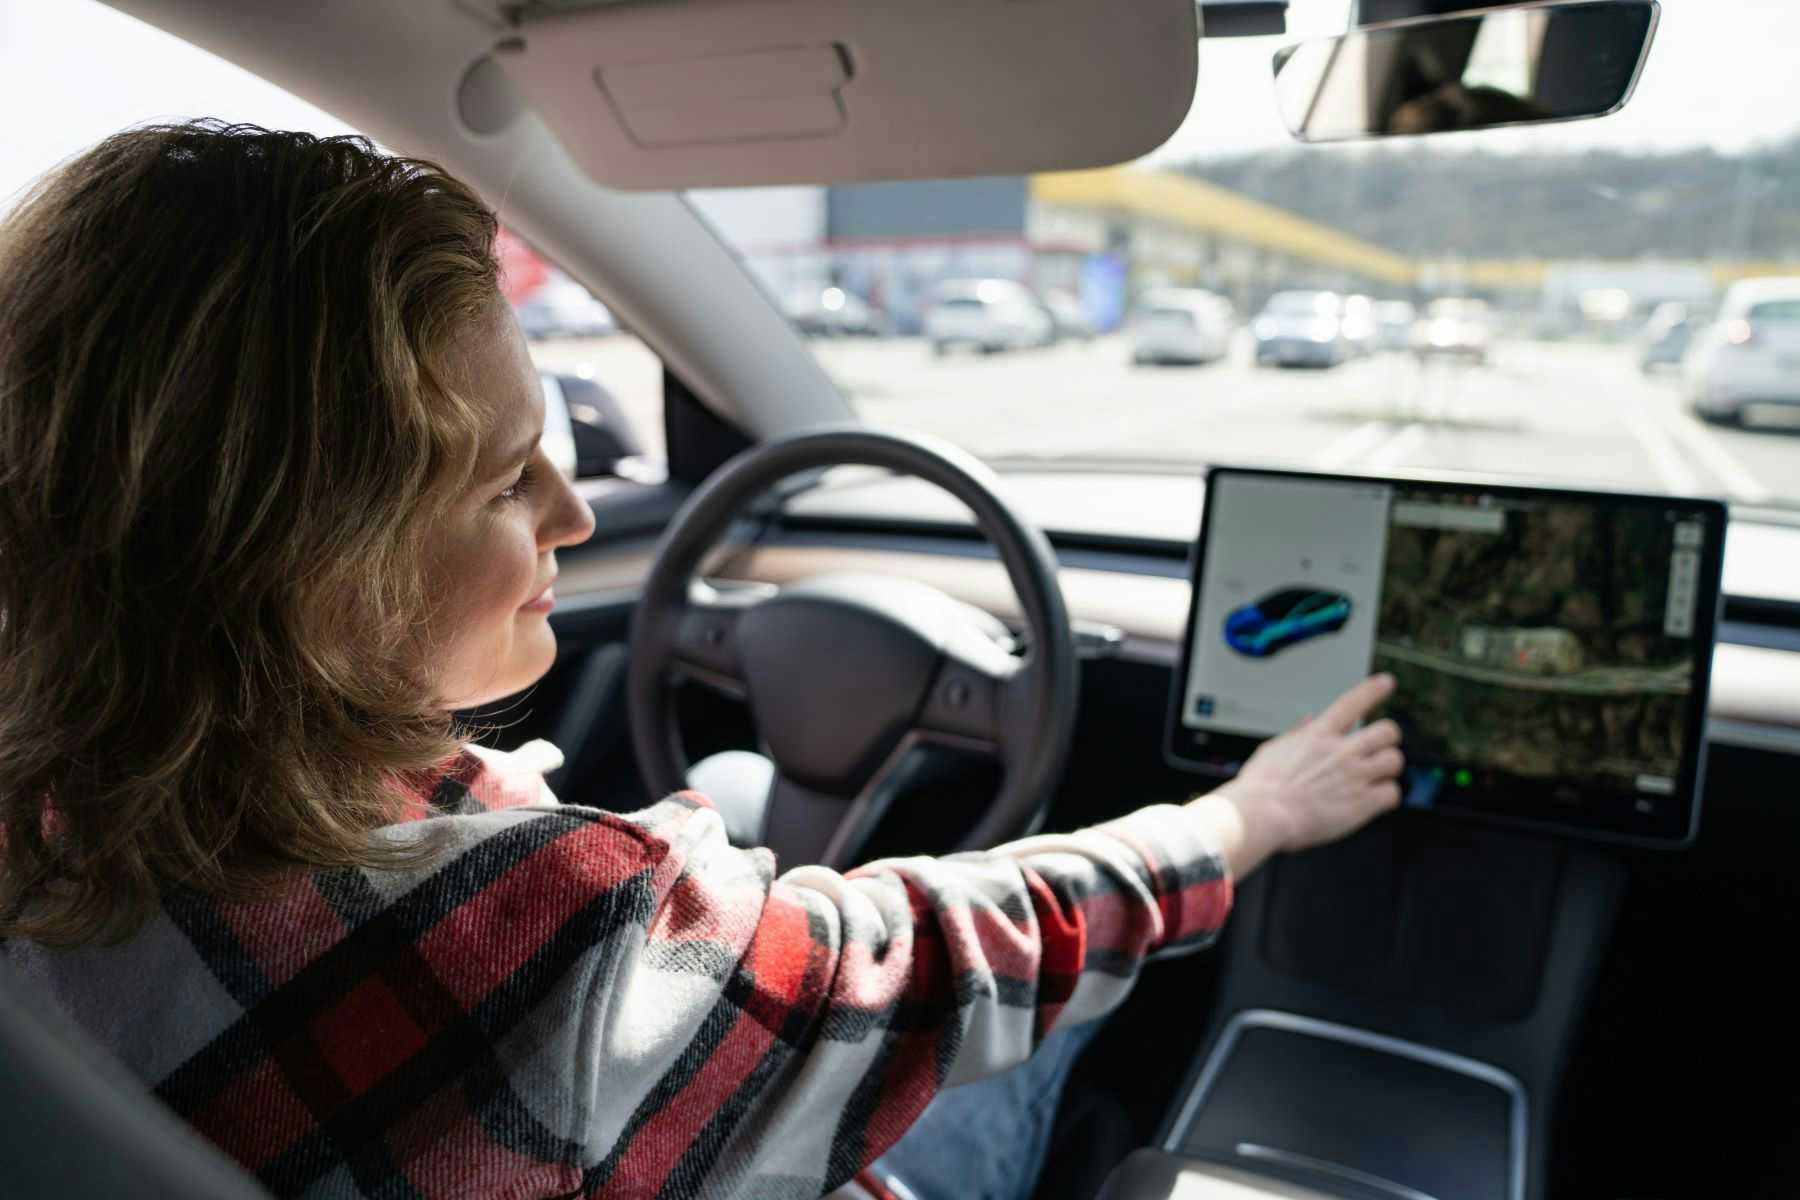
[0, 121, 501, 944]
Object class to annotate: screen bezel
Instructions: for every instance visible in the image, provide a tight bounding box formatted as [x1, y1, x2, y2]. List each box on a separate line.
[1163, 466, 1728, 849]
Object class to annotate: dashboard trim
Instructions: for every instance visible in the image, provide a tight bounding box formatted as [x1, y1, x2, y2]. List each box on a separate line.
[545, 565, 1800, 760]
[1706, 715, 1800, 756]
[688, 542, 1800, 736]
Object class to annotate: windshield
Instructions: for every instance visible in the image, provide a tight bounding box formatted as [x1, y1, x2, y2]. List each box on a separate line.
[689, 0, 1800, 514]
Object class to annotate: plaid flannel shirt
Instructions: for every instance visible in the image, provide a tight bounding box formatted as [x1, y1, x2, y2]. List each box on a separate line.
[4, 743, 1232, 1199]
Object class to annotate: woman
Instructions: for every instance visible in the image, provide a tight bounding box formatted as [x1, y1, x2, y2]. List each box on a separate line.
[0, 122, 1404, 1199]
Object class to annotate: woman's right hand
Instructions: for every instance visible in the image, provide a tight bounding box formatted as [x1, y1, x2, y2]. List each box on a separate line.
[1186, 674, 1405, 881]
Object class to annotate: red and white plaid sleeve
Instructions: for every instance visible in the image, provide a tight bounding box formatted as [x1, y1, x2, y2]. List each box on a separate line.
[588, 788, 1232, 1194]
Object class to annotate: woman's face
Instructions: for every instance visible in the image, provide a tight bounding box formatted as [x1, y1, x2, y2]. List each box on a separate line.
[425, 302, 596, 708]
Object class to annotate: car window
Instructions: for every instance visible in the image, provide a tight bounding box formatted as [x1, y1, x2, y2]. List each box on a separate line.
[2, 0, 666, 472]
[497, 234, 666, 464]
[695, 0, 1800, 518]
[1747, 300, 1800, 323]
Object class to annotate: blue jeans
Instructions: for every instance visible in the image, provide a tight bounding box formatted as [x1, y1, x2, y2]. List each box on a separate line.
[868, 1019, 1104, 1200]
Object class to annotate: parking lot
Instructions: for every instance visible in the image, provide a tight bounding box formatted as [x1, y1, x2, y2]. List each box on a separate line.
[531, 333, 1800, 510]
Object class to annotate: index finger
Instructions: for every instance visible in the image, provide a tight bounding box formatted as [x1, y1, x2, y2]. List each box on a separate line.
[1318, 673, 1396, 734]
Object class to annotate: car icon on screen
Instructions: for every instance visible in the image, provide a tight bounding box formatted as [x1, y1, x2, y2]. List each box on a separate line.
[1224, 587, 1353, 657]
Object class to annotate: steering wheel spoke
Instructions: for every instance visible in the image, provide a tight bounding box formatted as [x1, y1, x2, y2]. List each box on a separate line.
[916, 622, 1026, 753]
[764, 737, 942, 870]
[668, 580, 777, 698]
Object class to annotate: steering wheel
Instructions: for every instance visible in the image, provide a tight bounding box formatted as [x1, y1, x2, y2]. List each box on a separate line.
[628, 426, 1078, 869]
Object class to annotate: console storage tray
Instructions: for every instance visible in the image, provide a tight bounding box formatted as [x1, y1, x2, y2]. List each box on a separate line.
[1161, 1010, 1524, 1200]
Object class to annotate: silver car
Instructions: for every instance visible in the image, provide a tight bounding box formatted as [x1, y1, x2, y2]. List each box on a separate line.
[1686, 278, 1800, 425]
[1253, 290, 1354, 367]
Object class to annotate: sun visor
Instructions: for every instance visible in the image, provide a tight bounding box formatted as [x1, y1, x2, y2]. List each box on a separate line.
[488, 0, 1199, 190]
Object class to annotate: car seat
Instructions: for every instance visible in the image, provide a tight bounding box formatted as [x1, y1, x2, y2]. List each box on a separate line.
[0, 961, 269, 1199]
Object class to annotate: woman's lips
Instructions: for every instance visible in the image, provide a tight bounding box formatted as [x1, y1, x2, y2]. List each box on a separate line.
[521, 581, 556, 614]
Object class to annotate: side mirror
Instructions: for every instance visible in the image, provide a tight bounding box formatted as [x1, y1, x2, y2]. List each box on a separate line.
[1273, 0, 1658, 144]
[540, 371, 645, 479]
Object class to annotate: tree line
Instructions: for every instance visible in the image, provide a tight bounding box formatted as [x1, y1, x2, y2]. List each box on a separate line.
[1176, 135, 1800, 261]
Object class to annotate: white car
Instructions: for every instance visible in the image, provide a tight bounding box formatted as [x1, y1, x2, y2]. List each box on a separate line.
[924, 279, 1054, 355]
[785, 286, 886, 338]
[1375, 300, 1418, 351]
[1131, 289, 1234, 365]
[1340, 294, 1379, 356]
[1042, 290, 1094, 342]
[1687, 277, 1800, 425]
[1253, 290, 1355, 367]
[1412, 297, 1492, 363]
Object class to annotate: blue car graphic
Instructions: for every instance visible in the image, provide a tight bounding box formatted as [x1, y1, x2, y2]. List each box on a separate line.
[1224, 587, 1353, 657]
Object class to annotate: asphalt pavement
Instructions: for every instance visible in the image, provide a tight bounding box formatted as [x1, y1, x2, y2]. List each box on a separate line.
[531, 332, 1800, 512]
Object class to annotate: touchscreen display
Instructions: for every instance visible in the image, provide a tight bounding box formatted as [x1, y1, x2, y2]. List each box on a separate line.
[1167, 469, 1726, 846]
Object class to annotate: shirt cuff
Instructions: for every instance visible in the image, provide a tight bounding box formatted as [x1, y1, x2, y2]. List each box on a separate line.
[1095, 803, 1235, 954]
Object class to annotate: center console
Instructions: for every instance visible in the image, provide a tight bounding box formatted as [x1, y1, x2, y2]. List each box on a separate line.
[1097, 817, 1624, 1200]
[1101, 467, 1708, 1198]
[1164, 1010, 1522, 1200]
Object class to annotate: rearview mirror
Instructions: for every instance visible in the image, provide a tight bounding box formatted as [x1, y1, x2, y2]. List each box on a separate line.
[1273, 0, 1658, 144]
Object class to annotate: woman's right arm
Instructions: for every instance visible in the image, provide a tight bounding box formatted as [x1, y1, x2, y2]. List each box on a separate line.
[573, 790, 1229, 1197]
[568, 673, 1403, 1198]
[126, 679, 1396, 1198]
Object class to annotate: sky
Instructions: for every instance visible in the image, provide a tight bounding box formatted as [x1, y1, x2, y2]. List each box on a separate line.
[4, 0, 1799, 210]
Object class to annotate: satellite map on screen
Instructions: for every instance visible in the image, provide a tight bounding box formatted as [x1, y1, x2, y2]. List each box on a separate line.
[1374, 493, 1702, 783]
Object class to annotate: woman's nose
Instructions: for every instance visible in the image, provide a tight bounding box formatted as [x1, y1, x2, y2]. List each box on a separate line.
[541, 470, 597, 550]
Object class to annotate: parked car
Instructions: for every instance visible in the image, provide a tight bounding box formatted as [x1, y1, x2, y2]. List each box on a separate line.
[1640, 302, 1697, 371]
[1041, 289, 1094, 343]
[785, 286, 886, 338]
[1340, 294, 1379, 356]
[1374, 300, 1418, 351]
[510, 276, 616, 339]
[923, 279, 1055, 355]
[1253, 290, 1354, 367]
[1686, 277, 1800, 424]
[1130, 288, 1233, 365]
[1412, 297, 1492, 363]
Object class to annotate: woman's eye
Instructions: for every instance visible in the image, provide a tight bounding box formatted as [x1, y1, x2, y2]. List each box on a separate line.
[497, 462, 537, 503]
